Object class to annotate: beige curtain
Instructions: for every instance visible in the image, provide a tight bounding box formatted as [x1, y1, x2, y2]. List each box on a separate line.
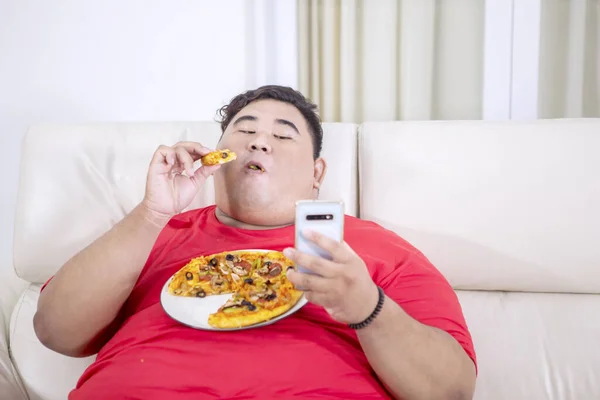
[297, 0, 485, 123]
[538, 0, 599, 118]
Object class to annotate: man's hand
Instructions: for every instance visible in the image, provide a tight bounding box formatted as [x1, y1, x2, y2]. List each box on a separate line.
[142, 141, 221, 217]
[283, 230, 379, 325]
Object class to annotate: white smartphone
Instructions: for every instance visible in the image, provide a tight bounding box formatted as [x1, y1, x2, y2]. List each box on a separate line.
[294, 200, 345, 275]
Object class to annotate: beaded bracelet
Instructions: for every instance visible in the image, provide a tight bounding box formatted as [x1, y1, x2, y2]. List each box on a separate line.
[348, 286, 385, 330]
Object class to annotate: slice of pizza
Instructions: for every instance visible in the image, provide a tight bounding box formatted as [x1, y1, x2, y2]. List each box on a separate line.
[239, 275, 303, 311]
[167, 256, 232, 298]
[207, 281, 303, 329]
[250, 251, 296, 284]
[200, 149, 237, 166]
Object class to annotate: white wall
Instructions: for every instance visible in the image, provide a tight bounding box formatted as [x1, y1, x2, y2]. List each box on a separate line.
[0, 0, 296, 277]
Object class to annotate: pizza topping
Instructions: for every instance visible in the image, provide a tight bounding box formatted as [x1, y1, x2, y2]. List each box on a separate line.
[265, 293, 277, 301]
[244, 278, 253, 284]
[230, 273, 241, 283]
[225, 254, 235, 261]
[210, 274, 225, 289]
[247, 304, 257, 311]
[195, 289, 206, 298]
[219, 264, 230, 275]
[257, 265, 270, 275]
[209, 258, 218, 267]
[185, 272, 194, 280]
[268, 264, 282, 276]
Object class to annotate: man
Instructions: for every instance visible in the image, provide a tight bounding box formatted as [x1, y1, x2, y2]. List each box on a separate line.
[34, 85, 477, 399]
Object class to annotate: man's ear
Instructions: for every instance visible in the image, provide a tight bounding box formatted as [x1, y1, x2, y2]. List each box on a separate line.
[313, 157, 327, 191]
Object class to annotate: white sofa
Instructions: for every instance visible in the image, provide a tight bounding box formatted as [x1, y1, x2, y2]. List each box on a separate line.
[2, 119, 599, 400]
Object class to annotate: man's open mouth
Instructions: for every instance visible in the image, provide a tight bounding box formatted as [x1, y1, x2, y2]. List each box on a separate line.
[245, 162, 265, 172]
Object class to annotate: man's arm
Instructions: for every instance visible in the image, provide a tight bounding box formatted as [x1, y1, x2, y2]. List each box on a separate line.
[34, 204, 169, 357]
[356, 293, 476, 400]
[34, 141, 220, 357]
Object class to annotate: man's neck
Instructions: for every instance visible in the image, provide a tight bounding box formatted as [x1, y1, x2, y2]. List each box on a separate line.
[214, 207, 293, 231]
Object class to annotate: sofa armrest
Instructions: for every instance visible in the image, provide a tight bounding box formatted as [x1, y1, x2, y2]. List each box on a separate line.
[0, 265, 29, 400]
[0, 297, 28, 400]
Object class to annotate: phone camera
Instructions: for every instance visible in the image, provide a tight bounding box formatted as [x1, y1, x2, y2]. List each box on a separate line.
[306, 214, 334, 221]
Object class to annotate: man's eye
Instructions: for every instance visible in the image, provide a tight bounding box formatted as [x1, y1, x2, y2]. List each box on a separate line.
[240, 130, 256, 134]
[274, 135, 292, 140]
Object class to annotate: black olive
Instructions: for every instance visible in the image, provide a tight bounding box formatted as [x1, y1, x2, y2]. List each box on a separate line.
[226, 254, 235, 261]
[247, 304, 257, 311]
[266, 293, 277, 301]
[196, 290, 206, 298]
[244, 278, 253, 284]
[185, 272, 193, 280]
[264, 261, 272, 267]
[221, 152, 228, 158]
[209, 258, 218, 267]
[241, 300, 252, 306]
[265, 280, 272, 285]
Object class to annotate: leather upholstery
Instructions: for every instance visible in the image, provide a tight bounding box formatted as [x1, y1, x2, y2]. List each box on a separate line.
[359, 119, 600, 399]
[359, 119, 600, 293]
[10, 286, 94, 400]
[3, 119, 599, 400]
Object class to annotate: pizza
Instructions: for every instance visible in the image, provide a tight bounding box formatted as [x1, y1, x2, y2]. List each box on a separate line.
[167, 250, 303, 329]
[200, 149, 237, 166]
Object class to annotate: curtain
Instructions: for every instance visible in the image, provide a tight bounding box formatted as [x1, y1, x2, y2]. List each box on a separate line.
[297, 0, 485, 123]
[538, 0, 599, 118]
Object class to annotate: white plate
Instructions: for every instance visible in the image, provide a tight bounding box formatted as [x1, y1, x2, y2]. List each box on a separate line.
[160, 249, 308, 331]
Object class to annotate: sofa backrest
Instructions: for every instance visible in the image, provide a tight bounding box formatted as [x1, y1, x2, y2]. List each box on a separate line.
[359, 119, 600, 293]
[13, 122, 358, 284]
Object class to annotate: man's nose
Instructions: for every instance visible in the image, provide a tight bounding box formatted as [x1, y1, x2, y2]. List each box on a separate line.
[247, 134, 272, 153]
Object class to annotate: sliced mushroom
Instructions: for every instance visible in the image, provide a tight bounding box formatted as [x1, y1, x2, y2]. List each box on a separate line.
[268, 265, 282, 276]
[257, 266, 269, 275]
[210, 274, 225, 289]
[232, 266, 247, 276]
[230, 273, 241, 283]
[219, 265, 230, 275]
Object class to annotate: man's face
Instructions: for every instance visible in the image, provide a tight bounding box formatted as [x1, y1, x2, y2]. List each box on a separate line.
[213, 99, 326, 226]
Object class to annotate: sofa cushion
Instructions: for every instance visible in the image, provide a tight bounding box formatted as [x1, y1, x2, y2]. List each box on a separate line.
[359, 119, 600, 293]
[10, 285, 95, 400]
[458, 290, 600, 399]
[14, 122, 358, 284]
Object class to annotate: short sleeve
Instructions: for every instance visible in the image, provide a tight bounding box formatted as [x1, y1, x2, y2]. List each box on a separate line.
[379, 254, 477, 372]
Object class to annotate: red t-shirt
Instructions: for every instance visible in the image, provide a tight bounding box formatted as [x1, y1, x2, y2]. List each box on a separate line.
[54, 205, 475, 399]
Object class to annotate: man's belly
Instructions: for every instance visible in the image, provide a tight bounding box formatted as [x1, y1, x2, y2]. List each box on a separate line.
[68, 303, 391, 400]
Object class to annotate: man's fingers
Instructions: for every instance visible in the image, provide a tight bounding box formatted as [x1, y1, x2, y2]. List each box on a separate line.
[301, 230, 349, 262]
[303, 291, 335, 308]
[173, 141, 213, 159]
[286, 269, 330, 293]
[283, 248, 339, 278]
[194, 164, 221, 180]
[175, 147, 196, 176]
[150, 145, 176, 168]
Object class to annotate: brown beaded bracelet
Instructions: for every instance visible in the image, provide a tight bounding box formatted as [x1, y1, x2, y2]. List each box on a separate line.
[348, 286, 385, 330]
